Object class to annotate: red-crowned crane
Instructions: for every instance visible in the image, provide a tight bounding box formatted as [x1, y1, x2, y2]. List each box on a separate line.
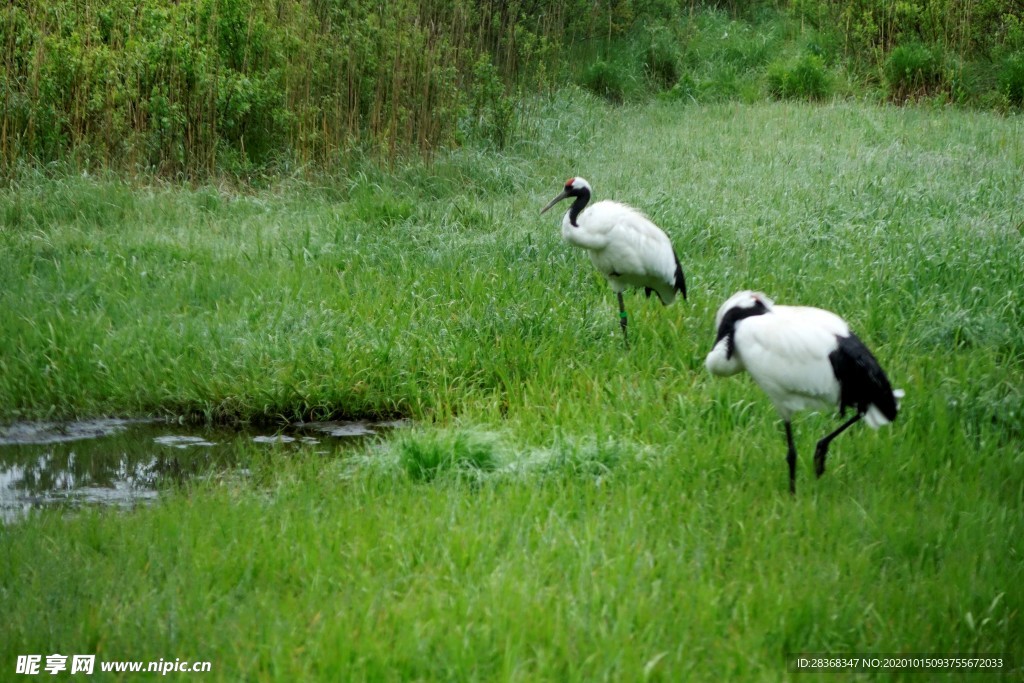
[705, 290, 903, 494]
[541, 177, 687, 348]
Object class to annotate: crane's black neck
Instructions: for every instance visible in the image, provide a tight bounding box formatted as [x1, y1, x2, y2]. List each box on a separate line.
[715, 301, 770, 359]
[567, 188, 590, 227]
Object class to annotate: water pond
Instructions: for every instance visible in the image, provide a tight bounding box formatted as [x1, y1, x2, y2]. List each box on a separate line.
[0, 418, 406, 524]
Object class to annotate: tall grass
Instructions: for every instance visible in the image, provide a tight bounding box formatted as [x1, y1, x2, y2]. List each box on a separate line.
[0, 0, 588, 176]
[3, 2, 1023, 179]
[1, 98, 1022, 678]
[792, 0, 1024, 105]
[2, 96, 1023, 427]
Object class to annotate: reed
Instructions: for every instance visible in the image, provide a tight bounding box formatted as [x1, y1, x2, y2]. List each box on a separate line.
[3, 1, 1022, 180]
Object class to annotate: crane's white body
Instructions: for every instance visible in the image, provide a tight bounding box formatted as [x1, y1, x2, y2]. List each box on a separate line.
[560, 199, 681, 305]
[705, 290, 901, 493]
[706, 291, 901, 427]
[542, 177, 686, 348]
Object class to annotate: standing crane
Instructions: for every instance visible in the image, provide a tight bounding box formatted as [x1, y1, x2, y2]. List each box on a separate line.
[541, 177, 687, 348]
[705, 290, 903, 494]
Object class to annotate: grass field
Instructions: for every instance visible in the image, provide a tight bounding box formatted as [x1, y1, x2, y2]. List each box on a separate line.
[1, 96, 1023, 680]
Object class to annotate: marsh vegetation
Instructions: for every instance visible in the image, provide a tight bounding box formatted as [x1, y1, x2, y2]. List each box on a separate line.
[2, 97, 1022, 678]
[2, 0, 1023, 678]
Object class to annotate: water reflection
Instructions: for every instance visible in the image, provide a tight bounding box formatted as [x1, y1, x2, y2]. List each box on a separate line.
[0, 418, 406, 523]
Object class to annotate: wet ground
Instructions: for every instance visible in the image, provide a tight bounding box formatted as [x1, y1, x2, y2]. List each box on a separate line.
[0, 418, 406, 524]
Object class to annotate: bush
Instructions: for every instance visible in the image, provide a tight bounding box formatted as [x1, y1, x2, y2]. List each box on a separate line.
[643, 26, 681, 89]
[579, 59, 636, 103]
[886, 42, 946, 101]
[660, 73, 700, 102]
[766, 53, 832, 100]
[465, 53, 516, 149]
[999, 52, 1024, 106]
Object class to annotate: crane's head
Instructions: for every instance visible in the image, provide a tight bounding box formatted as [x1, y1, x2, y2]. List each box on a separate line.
[540, 177, 592, 215]
[713, 291, 774, 344]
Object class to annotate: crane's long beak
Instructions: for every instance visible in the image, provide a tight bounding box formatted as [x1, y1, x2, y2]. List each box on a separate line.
[540, 190, 569, 215]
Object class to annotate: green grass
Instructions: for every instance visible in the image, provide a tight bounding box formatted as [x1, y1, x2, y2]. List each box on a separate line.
[2, 97, 1023, 680]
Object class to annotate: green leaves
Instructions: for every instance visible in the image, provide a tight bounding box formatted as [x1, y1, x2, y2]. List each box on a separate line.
[885, 41, 946, 102]
[767, 52, 833, 101]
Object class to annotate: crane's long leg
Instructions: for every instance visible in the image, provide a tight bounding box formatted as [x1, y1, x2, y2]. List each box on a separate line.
[813, 412, 863, 478]
[616, 291, 629, 350]
[784, 421, 798, 495]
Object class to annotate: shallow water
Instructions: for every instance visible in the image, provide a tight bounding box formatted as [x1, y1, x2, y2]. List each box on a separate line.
[0, 418, 406, 524]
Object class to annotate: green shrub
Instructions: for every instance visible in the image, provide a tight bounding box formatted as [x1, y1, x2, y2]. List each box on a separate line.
[465, 53, 516, 149]
[885, 42, 946, 101]
[943, 56, 999, 107]
[660, 73, 700, 102]
[579, 59, 636, 103]
[999, 52, 1024, 106]
[643, 26, 681, 89]
[766, 53, 832, 100]
[683, 12, 780, 73]
[792, 0, 1012, 64]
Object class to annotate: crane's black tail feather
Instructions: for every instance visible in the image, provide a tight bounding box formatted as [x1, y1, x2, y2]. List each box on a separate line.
[643, 251, 687, 305]
[828, 333, 898, 422]
[673, 251, 687, 301]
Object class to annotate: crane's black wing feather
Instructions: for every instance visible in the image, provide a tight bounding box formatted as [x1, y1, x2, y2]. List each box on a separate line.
[828, 333, 898, 421]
